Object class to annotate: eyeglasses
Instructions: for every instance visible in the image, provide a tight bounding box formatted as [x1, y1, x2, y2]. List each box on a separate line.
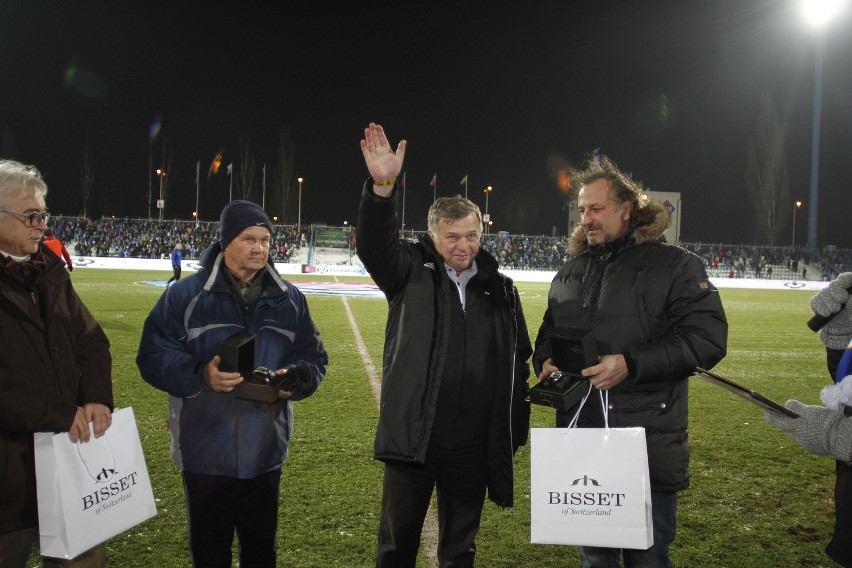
[0, 208, 51, 227]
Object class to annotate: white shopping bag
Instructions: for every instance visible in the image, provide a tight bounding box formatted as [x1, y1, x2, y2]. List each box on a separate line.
[530, 390, 653, 549]
[34, 407, 158, 559]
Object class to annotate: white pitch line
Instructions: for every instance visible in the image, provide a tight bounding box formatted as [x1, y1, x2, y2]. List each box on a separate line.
[339, 285, 439, 568]
[340, 294, 382, 403]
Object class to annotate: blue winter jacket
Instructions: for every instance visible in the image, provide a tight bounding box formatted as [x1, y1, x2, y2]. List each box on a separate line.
[136, 244, 328, 479]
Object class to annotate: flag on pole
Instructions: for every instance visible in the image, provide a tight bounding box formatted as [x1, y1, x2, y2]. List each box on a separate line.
[195, 161, 201, 225]
[430, 174, 436, 187]
[460, 174, 468, 185]
[400, 171, 407, 232]
[208, 150, 223, 178]
[226, 163, 233, 175]
[148, 116, 162, 143]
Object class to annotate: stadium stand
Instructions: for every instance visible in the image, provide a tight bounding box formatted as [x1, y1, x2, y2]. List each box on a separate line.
[47, 216, 849, 280]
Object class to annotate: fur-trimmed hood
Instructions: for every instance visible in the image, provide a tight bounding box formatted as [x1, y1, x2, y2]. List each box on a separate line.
[568, 198, 671, 255]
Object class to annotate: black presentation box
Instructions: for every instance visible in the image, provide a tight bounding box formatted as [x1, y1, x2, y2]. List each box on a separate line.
[217, 332, 256, 376]
[529, 328, 598, 411]
[217, 332, 286, 403]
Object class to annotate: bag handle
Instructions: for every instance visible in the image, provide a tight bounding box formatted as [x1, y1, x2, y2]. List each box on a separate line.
[567, 383, 610, 431]
[75, 428, 116, 482]
[567, 381, 593, 428]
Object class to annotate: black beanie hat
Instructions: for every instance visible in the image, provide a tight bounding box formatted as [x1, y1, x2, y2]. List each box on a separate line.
[219, 200, 273, 249]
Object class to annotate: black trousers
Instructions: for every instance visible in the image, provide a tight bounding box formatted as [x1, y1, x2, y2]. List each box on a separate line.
[826, 405, 852, 567]
[182, 469, 281, 568]
[167, 264, 181, 285]
[0, 527, 105, 567]
[376, 443, 487, 568]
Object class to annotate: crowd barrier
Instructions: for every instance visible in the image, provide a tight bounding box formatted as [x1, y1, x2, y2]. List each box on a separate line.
[72, 256, 829, 291]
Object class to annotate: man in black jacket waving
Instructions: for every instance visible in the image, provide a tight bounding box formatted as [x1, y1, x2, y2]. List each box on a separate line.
[534, 154, 728, 567]
[356, 122, 532, 567]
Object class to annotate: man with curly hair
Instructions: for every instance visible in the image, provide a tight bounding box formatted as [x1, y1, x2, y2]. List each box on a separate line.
[533, 154, 728, 567]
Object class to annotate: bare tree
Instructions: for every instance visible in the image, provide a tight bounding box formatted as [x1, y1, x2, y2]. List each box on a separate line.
[746, 92, 791, 246]
[274, 126, 296, 222]
[79, 134, 95, 218]
[237, 130, 257, 202]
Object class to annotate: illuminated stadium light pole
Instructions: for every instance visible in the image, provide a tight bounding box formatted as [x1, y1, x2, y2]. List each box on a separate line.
[297, 177, 304, 235]
[156, 169, 166, 221]
[792, 200, 803, 249]
[800, 0, 845, 251]
[147, 149, 153, 220]
[228, 163, 234, 201]
[343, 220, 352, 265]
[195, 161, 200, 226]
[483, 186, 493, 235]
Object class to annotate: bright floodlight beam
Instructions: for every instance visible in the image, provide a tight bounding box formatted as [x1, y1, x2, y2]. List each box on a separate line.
[800, 0, 846, 251]
[800, 0, 845, 26]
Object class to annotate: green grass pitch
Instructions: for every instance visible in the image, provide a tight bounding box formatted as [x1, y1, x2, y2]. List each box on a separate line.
[61, 269, 837, 567]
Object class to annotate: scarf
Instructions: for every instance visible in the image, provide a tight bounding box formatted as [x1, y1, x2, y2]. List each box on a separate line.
[0, 249, 48, 290]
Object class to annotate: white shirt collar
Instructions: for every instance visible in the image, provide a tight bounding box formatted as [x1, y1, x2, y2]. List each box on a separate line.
[0, 250, 31, 262]
[444, 260, 478, 310]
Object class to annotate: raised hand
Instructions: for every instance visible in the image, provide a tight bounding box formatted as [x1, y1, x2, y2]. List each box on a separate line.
[360, 122, 406, 191]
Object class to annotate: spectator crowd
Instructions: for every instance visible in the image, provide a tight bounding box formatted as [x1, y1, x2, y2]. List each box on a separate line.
[46, 216, 849, 280]
[49, 216, 305, 263]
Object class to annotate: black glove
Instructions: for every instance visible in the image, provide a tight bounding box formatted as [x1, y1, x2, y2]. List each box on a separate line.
[280, 364, 312, 393]
[68, 266, 73, 272]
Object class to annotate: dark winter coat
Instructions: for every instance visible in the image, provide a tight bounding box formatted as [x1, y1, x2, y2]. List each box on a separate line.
[0, 245, 113, 534]
[534, 208, 727, 492]
[136, 243, 328, 479]
[356, 183, 532, 507]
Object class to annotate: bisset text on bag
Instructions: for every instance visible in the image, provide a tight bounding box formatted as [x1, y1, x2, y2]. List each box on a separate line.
[82, 471, 141, 511]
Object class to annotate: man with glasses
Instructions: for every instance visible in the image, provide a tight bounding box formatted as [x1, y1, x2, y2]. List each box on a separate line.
[0, 160, 114, 567]
[0, 208, 50, 226]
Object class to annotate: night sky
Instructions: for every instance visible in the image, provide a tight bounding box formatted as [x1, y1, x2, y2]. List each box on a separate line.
[2, 1, 850, 247]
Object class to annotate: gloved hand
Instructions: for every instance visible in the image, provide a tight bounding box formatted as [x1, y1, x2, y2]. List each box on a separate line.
[811, 272, 852, 316]
[811, 272, 852, 350]
[280, 364, 312, 394]
[68, 266, 73, 272]
[765, 400, 852, 464]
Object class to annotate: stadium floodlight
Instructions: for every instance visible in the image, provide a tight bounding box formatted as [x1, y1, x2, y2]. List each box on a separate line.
[799, 0, 846, 251]
[799, 0, 845, 26]
[483, 186, 493, 235]
[297, 177, 304, 235]
[792, 200, 803, 248]
[157, 169, 166, 221]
